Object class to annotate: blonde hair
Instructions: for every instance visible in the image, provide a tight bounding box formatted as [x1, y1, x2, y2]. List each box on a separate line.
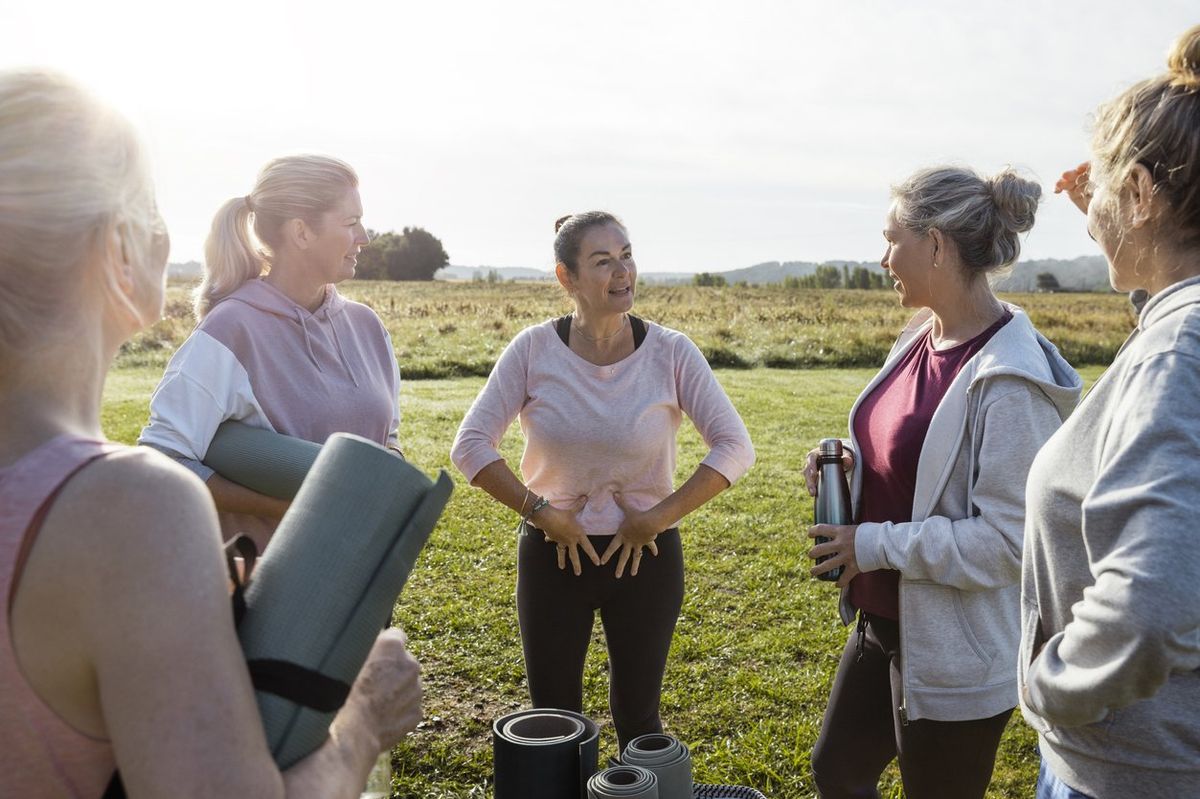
[0, 69, 160, 367]
[1090, 24, 1200, 248]
[891, 166, 1041, 277]
[194, 154, 358, 318]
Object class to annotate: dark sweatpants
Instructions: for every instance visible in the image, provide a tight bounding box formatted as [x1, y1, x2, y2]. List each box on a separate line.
[811, 614, 1013, 799]
[516, 525, 684, 752]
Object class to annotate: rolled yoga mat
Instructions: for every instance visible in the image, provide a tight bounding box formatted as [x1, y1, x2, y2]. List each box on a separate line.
[587, 765, 659, 799]
[237, 432, 453, 768]
[691, 787, 768, 799]
[621, 734, 692, 799]
[204, 421, 322, 500]
[493, 709, 600, 799]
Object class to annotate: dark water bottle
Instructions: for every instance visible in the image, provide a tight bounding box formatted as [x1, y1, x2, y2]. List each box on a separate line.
[813, 438, 851, 582]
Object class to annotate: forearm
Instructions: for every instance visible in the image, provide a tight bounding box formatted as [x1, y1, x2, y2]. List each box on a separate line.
[647, 464, 729, 529]
[281, 709, 380, 799]
[205, 472, 290, 518]
[470, 459, 533, 515]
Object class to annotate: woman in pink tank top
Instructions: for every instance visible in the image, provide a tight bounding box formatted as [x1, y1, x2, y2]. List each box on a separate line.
[0, 70, 420, 798]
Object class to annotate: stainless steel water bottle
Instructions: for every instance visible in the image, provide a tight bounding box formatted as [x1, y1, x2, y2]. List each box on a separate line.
[814, 438, 851, 581]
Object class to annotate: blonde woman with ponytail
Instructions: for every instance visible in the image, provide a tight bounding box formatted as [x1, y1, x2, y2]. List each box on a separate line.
[0, 70, 420, 799]
[139, 155, 403, 550]
[1020, 25, 1200, 799]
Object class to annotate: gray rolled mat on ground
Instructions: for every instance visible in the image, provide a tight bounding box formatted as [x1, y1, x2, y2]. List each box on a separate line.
[237, 432, 453, 768]
[588, 765, 659, 798]
[622, 734, 692, 799]
[204, 421, 321, 500]
[493, 709, 600, 799]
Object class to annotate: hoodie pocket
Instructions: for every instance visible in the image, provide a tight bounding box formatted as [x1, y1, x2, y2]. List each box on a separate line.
[906, 584, 993, 688]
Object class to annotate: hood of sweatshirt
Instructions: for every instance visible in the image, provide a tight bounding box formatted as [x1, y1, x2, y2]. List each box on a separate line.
[218, 279, 361, 386]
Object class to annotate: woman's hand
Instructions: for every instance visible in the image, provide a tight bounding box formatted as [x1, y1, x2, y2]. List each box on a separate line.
[807, 523, 861, 588]
[1054, 162, 1092, 215]
[338, 628, 424, 750]
[532, 496, 601, 576]
[804, 446, 855, 497]
[601, 492, 663, 578]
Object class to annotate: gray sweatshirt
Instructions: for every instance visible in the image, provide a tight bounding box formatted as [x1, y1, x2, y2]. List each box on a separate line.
[1020, 275, 1200, 798]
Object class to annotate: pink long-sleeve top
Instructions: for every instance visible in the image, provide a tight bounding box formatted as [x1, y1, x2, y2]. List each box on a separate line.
[450, 319, 755, 535]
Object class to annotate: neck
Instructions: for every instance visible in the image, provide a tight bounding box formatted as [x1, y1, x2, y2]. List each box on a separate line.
[928, 276, 1004, 345]
[264, 259, 327, 312]
[1142, 240, 1200, 296]
[572, 308, 627, 340]
[0, 330, 114, 467]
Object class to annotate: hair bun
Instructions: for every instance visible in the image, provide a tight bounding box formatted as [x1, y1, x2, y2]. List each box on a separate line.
[554, 214, 573, 234]
[988, 169, 1042, 235]
[1167, 23, 1200, 88]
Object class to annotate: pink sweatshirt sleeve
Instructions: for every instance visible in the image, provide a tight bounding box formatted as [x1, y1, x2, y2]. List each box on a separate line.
[450, 330, 532, 482]
[674, 336, 756, 484]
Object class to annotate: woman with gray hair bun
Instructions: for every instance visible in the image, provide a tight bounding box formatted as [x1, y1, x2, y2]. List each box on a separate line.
[802, 165, 1083, 798]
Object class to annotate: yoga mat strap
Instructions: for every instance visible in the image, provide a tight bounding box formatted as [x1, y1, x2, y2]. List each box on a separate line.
[247, 659, 351, 713]
[224, 534, 258, 628]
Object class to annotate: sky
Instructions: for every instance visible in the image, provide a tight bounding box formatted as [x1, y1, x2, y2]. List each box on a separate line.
[1, 1, 1196, 272]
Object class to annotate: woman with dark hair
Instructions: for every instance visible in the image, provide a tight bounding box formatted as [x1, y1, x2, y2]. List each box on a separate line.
[804, 166, 1082, 798]
[1021, 24, 1200, 799]
[451, 212, 755, 751]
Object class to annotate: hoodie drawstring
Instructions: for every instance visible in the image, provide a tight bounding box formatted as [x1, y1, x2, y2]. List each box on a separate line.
[295, 310, 323, 373]
[328, 314, 360, 387]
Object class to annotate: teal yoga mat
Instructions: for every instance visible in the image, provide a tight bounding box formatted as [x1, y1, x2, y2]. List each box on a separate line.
[204, 421, 321, 500]
[237, 432, 453, 768]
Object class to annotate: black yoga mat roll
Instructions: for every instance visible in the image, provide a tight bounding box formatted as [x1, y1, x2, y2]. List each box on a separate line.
[493, 709, 600, 799]
[204, 421, 321, 500]
[238, 432, 453, 768]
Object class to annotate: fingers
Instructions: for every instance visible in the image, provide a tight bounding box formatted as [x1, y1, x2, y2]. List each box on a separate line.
[630, 546, 643, 577]
[556, 544, 567, 571]
[600, 536, 622, 565]
[612, 491, 630, 512]
[648, 540, 659, 557]
[807, 523, 834, 540]
[804, 449, 820, 496]
[614, 545, 631, 579]
[568, 542, 582, 576]
[579, 534, 602, 566]
[569, 494, 589, 512]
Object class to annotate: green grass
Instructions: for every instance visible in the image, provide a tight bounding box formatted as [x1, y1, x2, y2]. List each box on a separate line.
[101, 364, 1106, 799]
[121, 282, 1137, 378]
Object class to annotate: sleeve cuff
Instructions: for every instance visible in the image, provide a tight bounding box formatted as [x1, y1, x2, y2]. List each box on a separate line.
[854, 521, 888, 572]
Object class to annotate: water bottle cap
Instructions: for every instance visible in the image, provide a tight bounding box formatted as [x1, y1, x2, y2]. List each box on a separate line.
[819, 438, 843, 457]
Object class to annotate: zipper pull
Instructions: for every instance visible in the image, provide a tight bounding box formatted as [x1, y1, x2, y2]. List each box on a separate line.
[899, 704, 909, 726]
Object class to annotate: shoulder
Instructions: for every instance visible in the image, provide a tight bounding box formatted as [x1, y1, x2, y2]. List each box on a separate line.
[643, 321, 706, 363]
[63, 447, 216, 530]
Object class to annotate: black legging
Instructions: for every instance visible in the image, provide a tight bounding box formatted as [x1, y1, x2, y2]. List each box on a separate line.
[811, 614, 1013, 799]
[516, 526, 684, 752]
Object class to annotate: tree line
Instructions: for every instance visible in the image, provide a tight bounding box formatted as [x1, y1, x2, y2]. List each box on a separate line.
[693, 264, 890, 289]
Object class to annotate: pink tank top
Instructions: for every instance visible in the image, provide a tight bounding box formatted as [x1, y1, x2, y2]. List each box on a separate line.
[1, 435, 122, 799]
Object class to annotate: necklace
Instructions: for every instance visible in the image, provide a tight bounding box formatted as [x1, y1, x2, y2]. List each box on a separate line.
[572, 313, 628, 343]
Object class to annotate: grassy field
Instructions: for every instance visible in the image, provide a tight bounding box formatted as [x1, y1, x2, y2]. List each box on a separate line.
[102, 354, 1107, 798]
[121, 281, 1136, 377]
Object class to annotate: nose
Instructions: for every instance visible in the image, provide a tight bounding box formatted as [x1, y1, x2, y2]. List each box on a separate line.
[357, 226, 371, 247]
[880, 246, 890, 270]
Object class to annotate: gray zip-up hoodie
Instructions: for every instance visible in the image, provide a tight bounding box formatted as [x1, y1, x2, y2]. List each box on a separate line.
[839, 304, 1082, 722]
[1020, 275, 1200, 798]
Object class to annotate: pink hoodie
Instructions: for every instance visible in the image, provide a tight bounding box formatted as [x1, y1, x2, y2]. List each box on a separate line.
[140, 279, 400, 544]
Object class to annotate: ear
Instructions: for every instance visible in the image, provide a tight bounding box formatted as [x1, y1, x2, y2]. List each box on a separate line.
[1125, 163, 1156, 229]
[928, 228, 944, 267]
[286, 218, 313, 251]
[554, 262, 574, 294]
[104, 223, 137, 295]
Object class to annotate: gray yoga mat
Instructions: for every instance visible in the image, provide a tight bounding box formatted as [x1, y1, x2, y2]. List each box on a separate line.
[691, 787, 767, 799]
[588, 765, 659, 798]
[622, 735, 692, 799]
[237, 432, 453, 768]
[493, 709, 600, 799]
[204, 421, 321, 500]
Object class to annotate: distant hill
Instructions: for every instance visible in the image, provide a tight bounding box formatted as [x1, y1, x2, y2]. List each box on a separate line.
[406, 255, 1114, 292]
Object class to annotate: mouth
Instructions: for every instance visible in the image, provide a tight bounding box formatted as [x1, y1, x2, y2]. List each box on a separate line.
[609, 286, 632, 297]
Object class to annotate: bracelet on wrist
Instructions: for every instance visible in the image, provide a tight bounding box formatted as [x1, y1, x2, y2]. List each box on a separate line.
[523, 495, 551, 527]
